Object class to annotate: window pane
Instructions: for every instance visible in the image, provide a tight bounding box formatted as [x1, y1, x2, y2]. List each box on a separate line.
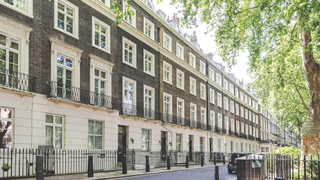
[95, 136, 102, 149]
[0, 35, 6, 46]
[58, 3, 65, 11]
[16, 0, 26, 10]
[55, 116, 62, 124]
[46, 115, 53, 123]
[57, 55, 64, 65]
[55, 127, 63, 149]
[46, 126, 53, 146]
[88, 135, 94, 149]
[88, 120, 94, 134]
[95, 121, 102, 135]
[66, 58, 73, 68]
[66, 8, 73, 16]
[0, 108, 12, 119]
[4, 0, 14, 5]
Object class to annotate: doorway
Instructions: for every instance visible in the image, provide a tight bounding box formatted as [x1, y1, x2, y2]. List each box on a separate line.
[118, 126, 127, 162]
[189, 135, 193, 161]
[161, 131, 167, 160]
[209, 138, 213, 160]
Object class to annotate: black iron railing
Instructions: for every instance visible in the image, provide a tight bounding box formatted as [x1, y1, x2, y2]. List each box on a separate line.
[48, 81, 114, 110]
[249, 135, 254, 140]
[240, 133, 247, 139]
[229, 130, 234, 136]
[260, 140, 269, 143]
[256, 138, 261, 141]
[222, 128, 227, 134]
[0, 69, 36, 92]
[190, 120, 197, 128]
[215, 126, 222, 133]
[207, 124, 213, 131]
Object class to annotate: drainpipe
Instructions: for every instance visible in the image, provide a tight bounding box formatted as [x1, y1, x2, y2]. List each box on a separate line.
[157, 26, 161, 115]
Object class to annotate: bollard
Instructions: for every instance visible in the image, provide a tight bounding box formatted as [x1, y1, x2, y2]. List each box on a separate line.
[146, 155, 150, 172]
[186, 155, 189, 168]
[167, 155, 171, 170]
[215, 166, 219, 180]
[223, 155, 225, 165]
[201, 155, 204, 167]
[122, 154, 127, 174]
[36, 155, 44, 180]
[88, 155, 94, 177]
[214, 156, 216, 165]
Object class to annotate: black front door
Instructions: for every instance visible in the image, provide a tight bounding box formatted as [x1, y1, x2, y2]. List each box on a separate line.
[161, 131, 167, 160]
[118, 126, 127, 162]
[209, 138, 213, 160]
[189, 135, 193, 161]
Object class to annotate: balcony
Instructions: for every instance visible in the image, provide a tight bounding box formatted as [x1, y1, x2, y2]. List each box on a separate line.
[190, 120, 197, 128]
[239, 133, 247, 139]
[200, 122, 206, 130]
[0, 69, 36, 92]
[235, 132, 239, 136]
[249, 135, 254, 140]
[162, 113, 173, 123]
[215, 126, 222, 134]
[48, 81, 114, 110]
[260, 140, 269, 143]
[229, 130, 234, 136]
[256, 138, 261, 141]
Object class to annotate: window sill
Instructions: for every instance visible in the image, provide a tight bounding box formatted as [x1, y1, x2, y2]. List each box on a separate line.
[54, 27, 79, 40]
[122, 61, 137, 69]
[143, 71, 155, 77]
[177, 86, 184, 91]
[93, 44, 111, 54]
[0, 3, 33, 18]
[163, 80, 172, 85]
[200, 97, 206, 100]
[190, 92, 197, 96]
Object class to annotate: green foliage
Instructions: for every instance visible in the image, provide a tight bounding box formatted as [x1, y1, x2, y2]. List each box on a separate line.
[272, 146, 301, 159]
[111, 0, 135, 25]
[1, 163, 10, 171]
[165, 0, 320, 138]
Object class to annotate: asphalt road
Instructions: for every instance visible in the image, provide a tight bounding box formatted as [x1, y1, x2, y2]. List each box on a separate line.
[116, 166, 237, 180]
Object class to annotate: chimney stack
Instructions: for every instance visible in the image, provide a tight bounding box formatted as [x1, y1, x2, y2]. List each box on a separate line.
[206, 52, 213, 61]
[190, 31, 197, 43]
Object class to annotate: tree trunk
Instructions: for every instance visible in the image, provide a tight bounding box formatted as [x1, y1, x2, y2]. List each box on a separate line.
[299, 29, 320, 156]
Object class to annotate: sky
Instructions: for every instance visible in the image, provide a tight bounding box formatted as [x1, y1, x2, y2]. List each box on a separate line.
[153, 1, 252, 83]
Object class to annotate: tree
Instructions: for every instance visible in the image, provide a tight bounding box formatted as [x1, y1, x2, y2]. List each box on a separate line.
[166, 0, 320, 155]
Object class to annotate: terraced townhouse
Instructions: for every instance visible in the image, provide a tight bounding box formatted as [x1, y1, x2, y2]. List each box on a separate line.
[0, 0, 297, 166]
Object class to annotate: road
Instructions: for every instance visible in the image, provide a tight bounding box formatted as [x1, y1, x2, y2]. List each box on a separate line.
[116, 166, 237, 180]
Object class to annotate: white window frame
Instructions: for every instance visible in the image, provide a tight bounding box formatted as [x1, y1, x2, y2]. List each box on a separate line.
[245, 124, 248, 135]
[88, 119, 103, 149]
[240, 106, 244, 118]
[177, 98, 185, 119]
[97, 0, 111, 7]
[92, 16, 111, 54]
[235, 88, 238, 98]
[176, 133, 182, 152]
[54, 0, 79, 39]
[236, 104, 239, 116]
[225, 117, 229, 134]
[210, 111, 215, 128]
[89, 54, 113, 99]
[245, 95, 248, 104]
[240, 91, 243, 101]
[0, 107, 13, 149]
[249, 111, 251, 121]
[210, 89, 214, 104]
[163, 61, 172, 84]
[190, 103, 197, 122]
[224, 97, 229, 111]
[163, 92, 172, 115]
[0, 0, 33, 17]
[200, 83, 206, 100]
[209, 68, 214, 81]
[163, 32, 172, 52]
[143, 49, 155, 77]
[176, 69, 184, 90]
[189, 52, 196, 68]
[122, 76, 137, 115]
[201, 107, 206, 124]
[245, 109, 248, 119]
[46, 114, 64, 149]
[230, 100, 234, 113]
[143, 84, 155, 111]
[122, 37, 137, 68]
[216, 73, 221, 86]
[217, 93, 222, 107]
[236, 121, 239, 134]
[224, 79, 228, 90]
[200, 61, 205, 75]
[143, 17, 154, 40]
[176, 42, 184, 60]
[229, 83, 234, 94]
[190, 76, 196, 96]
[141, 128, 151, 152]
[218, 113, 222, 128]
[0, 19, 32, 76]
[50, 38, 82, 91]
[123, 1, 136, 27]
[241, 122, 244, 133]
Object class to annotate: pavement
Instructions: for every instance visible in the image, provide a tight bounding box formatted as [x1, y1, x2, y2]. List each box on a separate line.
[21, 163, 228, 180]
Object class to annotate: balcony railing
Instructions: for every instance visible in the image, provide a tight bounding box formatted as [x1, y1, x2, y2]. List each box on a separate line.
[200, 122, 206, 130]
[235, 132, 239, 136]
[222, 128, 227, 134]
[48, 81, 114, 110]
[0, 69, 36, 92]
[162, 113, 173, 123]
[260, 140, 269, 143]
[229, 130, 234, 136]
[215, 126, 222, 133]
[239, 133, 247, 139]
[256, 138, 261, 141]
[190, 120, 197, 128]
[249, 135, 254, 140]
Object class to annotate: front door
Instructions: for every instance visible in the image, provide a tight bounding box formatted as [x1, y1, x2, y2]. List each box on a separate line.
[161, 131, 167, 160]
[118, 126, 127, 162]
[189, 135, 193, 161]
